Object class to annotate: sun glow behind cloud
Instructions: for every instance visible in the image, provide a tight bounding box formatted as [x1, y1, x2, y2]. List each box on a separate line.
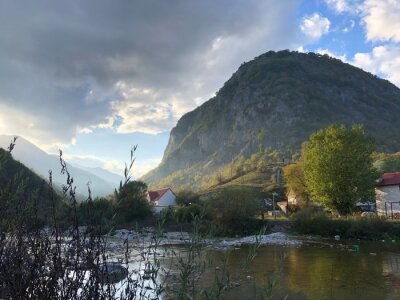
[1, 0, 400, 176]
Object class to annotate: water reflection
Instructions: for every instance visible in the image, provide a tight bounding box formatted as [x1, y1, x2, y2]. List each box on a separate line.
[110, 240, 400, 299]
[195, 242, 400, 300]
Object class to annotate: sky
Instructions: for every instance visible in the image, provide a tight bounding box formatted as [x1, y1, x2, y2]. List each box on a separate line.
[0, 0, 399, 177]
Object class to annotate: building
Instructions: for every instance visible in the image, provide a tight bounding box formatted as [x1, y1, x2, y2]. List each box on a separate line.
[376, 172, 400, 218]
[147, 187, 177, 213]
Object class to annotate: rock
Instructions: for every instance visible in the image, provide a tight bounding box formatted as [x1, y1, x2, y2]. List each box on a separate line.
[334, 235, 340, 241]
[99, 262, 128, 284]
[361, 212, 376, 218]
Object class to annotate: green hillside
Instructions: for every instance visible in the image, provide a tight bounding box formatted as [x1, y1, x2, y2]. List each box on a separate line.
[143, 50, 400, 191]
[0, 148, 63, 229]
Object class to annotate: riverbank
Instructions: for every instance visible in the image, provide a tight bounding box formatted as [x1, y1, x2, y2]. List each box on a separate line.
[104, 212, 400, 251]
[289, 209, 400, 240]
[104, 230, 302, 251]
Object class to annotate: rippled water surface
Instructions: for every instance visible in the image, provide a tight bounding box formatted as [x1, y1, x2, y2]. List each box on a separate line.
[111, 236, 400, 299]
[201, 239, 400, 300]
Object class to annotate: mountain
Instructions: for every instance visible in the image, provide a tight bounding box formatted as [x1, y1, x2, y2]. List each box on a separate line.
[69, 164, 123, 188]
[0, 135, 118, 199]
[0, 147, 63, 228]
[142, 50, 400, 190]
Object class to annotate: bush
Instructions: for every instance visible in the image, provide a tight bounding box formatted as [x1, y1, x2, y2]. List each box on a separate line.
[290, 206, 333, 235]
[291, 207, 400, 239]
[209, 218, 269, 237]
[78, 197, 114, 226]
[175, 204, 204, 223]
[210, 186, 260, 224]
[175, 189, 199, 206]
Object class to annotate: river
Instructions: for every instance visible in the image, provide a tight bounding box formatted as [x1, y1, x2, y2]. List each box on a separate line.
[110, 234, 400, 299]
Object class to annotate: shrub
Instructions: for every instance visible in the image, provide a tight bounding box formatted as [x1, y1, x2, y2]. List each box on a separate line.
[291, 207, 400, 239]
[210, 186, 260, 224]
[175, 189, 199, 206]
[175, 203, 204, 223]
[78, 197, 114, 227]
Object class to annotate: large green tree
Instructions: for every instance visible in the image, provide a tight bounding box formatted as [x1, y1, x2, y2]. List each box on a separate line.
[114, 180, 152, 223]
[302, 124, 376, 215]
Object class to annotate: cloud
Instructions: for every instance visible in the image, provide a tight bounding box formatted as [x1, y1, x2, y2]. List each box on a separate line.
[324, 0, 362, 14]
[352, 45, 400, 87]
[325, 0, 351, 13]
[362, 0, 400, 42]
[316, 48, 347, 62]
[300, 13, 331, 41]
[0, 0, 301, 147]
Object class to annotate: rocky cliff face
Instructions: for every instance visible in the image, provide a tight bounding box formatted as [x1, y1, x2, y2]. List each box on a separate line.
[143, 50, 400, 186]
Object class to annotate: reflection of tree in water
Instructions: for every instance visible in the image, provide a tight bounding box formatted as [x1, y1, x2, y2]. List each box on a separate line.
[383, 253, 400, 297]
[285, 246, 394, 300]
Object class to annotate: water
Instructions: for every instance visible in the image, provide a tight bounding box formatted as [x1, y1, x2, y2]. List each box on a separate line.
[111, 237, 400, 299]
[200, 240, 400, 300]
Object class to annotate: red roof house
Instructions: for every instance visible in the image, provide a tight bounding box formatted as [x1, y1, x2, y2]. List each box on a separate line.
[377, 172, 400, 187]
[147, 187, 177, 213]
[376, 173, 400, 218]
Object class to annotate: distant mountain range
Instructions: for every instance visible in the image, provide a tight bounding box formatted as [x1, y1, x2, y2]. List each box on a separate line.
[142, 50, 400, 190]
[0, 135, 123, 199]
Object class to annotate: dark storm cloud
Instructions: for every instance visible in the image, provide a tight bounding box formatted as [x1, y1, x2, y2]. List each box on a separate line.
[0, 0, 300, 145]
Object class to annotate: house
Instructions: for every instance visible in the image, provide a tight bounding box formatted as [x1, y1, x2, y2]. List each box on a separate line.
[376, 172, 400, 218]
[147, 187, 177, 213]
[286, 189, 309, 208]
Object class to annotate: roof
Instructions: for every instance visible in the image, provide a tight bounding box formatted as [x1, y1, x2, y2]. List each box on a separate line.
[148, 187, 172, 202]
[377, 173, 400, 187]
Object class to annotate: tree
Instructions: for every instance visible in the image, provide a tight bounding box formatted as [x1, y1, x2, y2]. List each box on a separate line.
[175, 189, 199, 206]
[373, 152, 400, 174]
[211, 186, 259, 223]
[302, 124, 376, 215]
[114, 180, 152, 223]
[283, 162, 309, 208]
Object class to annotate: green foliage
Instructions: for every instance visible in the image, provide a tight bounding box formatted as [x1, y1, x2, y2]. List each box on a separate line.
[113, 180, 152, 223]
[78, 197, 114, 226]
[373, 152, 400, 173]
[174, 203, 205, 223]
[283, 162, 309, 208]
[210, 186, 260, 224]
[0, 148, 62, 231]
[291, 207, 400, 239]
[302, 124, 377, 215]
[175, 189, 199, 206]
[149, 147, 286, 192]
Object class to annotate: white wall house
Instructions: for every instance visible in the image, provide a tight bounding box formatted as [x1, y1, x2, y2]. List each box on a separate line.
[376, 173, 400, 218]
[147, 187, 177, 213]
